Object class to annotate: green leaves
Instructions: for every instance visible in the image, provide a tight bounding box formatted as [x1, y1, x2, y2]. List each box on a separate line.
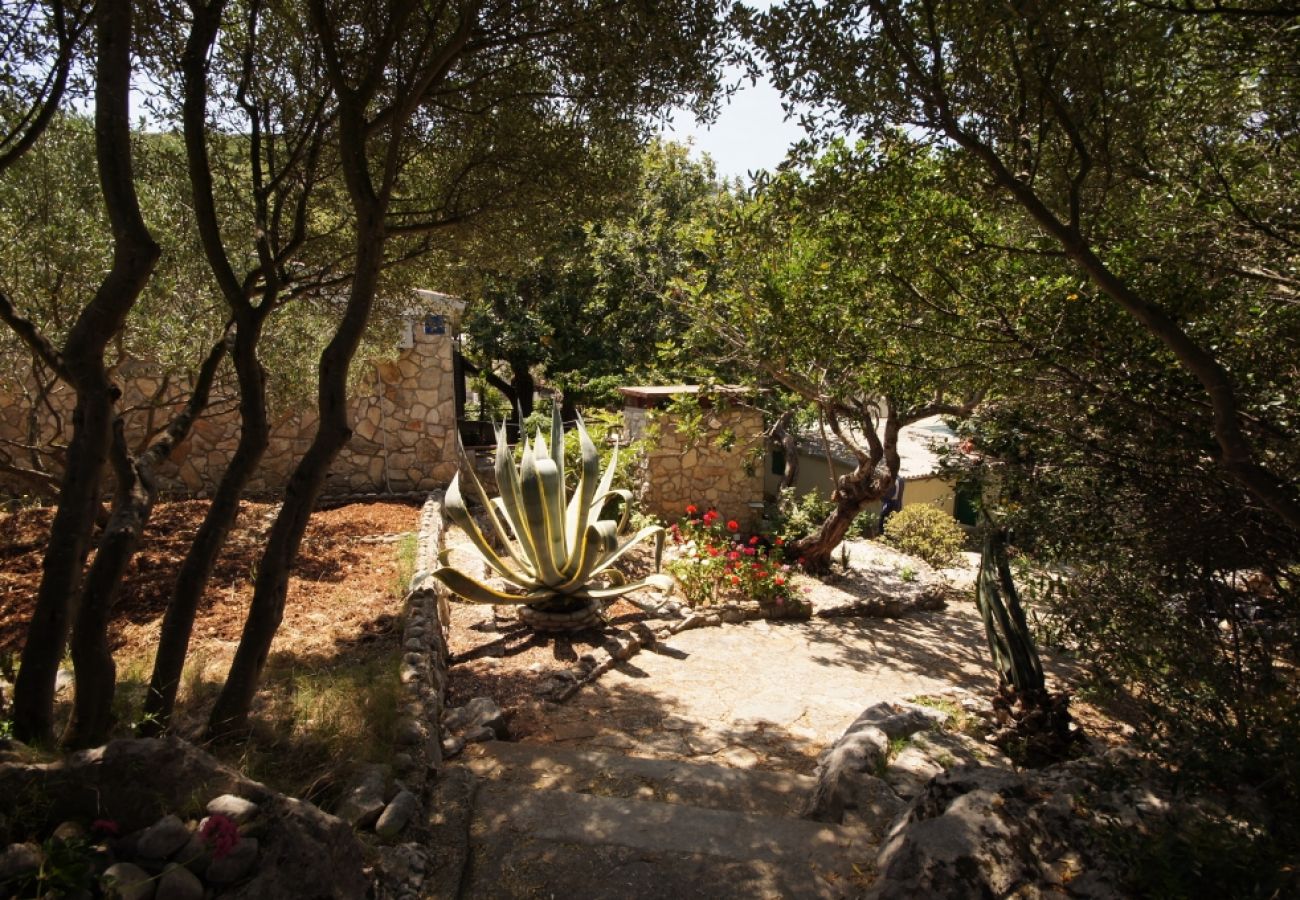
[431, 406, 667, 613]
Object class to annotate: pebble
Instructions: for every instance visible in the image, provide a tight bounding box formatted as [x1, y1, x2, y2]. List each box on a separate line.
[375, 789, 421, 838]
[205, 836, 259, 884]
[156, 862, 204, 900]
[102, 862, 156, 900]
[136, 814, 191, 860]
[0, 842, 43, 882]
[206, 794, 259, 824]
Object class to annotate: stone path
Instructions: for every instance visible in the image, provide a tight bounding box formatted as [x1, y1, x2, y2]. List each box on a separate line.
[527, 604, 1001, 773]
[446, 536, 1085, 898]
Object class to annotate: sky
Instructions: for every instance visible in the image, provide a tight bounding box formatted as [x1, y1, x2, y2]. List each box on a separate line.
[661, 70, 810, 182]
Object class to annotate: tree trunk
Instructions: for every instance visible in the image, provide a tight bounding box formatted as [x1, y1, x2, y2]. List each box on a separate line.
[63, 336, 225, 748]
[207, 217, 386, 738]
[789, 470, 884, 573]
[141, 319, 267, 735]
[511, 364, 535, 424]
[11, 0, 160, 744]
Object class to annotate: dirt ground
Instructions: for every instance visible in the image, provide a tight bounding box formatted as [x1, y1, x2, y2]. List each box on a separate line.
[0, 498, 421, 755]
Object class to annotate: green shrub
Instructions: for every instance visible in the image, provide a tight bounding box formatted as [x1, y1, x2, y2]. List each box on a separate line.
[882, 504, 964, 567]
[773, 487, 834, 544]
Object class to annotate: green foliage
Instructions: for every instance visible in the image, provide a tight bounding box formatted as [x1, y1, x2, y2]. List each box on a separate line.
[975, 529, 1046, 696]
[432, 407, 669, 612]
[772, 487, 834, 544]
[882, 504, 964, 568]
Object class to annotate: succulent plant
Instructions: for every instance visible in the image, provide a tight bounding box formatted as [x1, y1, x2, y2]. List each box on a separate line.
[431, 407, 669, 613]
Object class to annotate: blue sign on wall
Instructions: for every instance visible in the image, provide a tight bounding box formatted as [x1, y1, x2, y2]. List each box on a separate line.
[424, 314, 446, 335]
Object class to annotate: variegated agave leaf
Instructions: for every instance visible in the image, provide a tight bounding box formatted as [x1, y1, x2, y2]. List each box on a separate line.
[431, 405, 666, 612]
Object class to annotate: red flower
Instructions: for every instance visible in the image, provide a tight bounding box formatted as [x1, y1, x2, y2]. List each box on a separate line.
[200, 814, 241, 862]
[703, 509, 718, 525]
[774, 537, 784, 546]
[726, 520, 739, 532]
[743, 547, 756, 556]
[748, 535, 759, 546]
[730, 575, 740, 585]
[727, 550, 740, 561]
[685, 504, 698, 515]
[91, 819, 120, 837]
[707, 545, 721, 557]
[774, 575, 786, 586]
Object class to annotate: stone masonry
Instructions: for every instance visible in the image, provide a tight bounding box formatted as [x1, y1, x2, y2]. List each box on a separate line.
[621, 386, 767, 525]
[0, 315, 459, 498]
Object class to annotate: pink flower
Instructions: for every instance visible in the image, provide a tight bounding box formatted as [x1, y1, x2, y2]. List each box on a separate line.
[200, 814, 241, 862]
[743, 547, 756, 556]
[91, 819, 120, 837]
[727, 551, 740, 561]
[703, 509, 718, 525]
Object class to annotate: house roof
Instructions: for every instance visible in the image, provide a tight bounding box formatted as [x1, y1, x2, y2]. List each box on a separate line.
[798, 414, 958, 480]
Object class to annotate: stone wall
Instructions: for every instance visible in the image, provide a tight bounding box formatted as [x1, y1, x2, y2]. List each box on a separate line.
[0, 319, 460, 498]
[626, 402, 767, 525]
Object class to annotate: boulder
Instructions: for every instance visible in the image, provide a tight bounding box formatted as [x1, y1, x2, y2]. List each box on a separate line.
[868, 765, 1129, 899]
[335, 763, 391, 829]
[443, 697, 508, 740]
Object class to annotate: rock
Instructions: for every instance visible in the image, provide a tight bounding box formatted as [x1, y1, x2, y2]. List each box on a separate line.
[336, 763, 390, 829]
[174, 833, 211, 876]
[441, 734, 467, 759]
[102, 861, 156, 900]
[156, 863, 204, 900]
[802, 725, 892, 823]
[206, 793, 259, 825]
[868, 765, 1128, 899]
[462, 724, 496, 745]
[55, 667, 74, 693]
[375, 789, 421, 838]
[51, 820, 87, 845]
[136, 814, 191, 860]
[884, 745, 946, 800]
[0, 842, 43, 883]
[443, 696, 507, 739]
[206, 835, 258, 884]
[0, 738, 369, 900]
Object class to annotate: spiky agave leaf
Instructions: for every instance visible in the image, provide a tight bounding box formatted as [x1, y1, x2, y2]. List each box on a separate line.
[432, 404, 666, 614]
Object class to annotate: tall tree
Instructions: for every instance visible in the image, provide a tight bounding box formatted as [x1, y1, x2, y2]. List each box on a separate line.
[749, 0, 1300, 532]
[676, 139, 990, 569]
[7, 0, 164, 744]
[207, 0, 731, 735]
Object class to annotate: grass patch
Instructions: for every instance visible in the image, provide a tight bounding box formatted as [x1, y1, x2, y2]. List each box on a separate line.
[393, 532, 419, 598]
[225, 649, 404, 805]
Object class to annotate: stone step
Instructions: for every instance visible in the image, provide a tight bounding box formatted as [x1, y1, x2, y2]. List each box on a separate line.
[464, 782, 875, 899]
[464, 740, 816, 819]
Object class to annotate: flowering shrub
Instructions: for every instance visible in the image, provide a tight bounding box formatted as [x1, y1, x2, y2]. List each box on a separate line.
[666, 506, 806, 613]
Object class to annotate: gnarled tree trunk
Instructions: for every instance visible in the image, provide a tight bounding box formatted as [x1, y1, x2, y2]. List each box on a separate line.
[11, 0, 161, 744]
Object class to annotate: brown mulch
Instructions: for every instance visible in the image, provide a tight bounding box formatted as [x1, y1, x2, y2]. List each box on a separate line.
[0, 499, 421, 665]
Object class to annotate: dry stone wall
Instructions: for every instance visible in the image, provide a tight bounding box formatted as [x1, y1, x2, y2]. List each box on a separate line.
[628, 404, 767, 525]
[0, 323, 459, 498]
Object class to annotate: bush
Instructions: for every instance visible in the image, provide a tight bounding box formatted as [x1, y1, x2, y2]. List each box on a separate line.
[882, 504, 964, 567]
[773, 487, 834, 544]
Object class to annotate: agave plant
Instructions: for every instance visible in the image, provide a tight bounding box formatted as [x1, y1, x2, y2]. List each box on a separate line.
[431, 407, 670, 617]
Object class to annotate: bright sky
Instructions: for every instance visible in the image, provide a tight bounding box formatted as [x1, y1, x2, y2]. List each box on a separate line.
[661, 69, 810, 183]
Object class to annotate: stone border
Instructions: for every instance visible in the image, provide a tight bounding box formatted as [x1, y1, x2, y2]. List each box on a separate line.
[372, 491, 465, 900]
[394, 491, 452, 790]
